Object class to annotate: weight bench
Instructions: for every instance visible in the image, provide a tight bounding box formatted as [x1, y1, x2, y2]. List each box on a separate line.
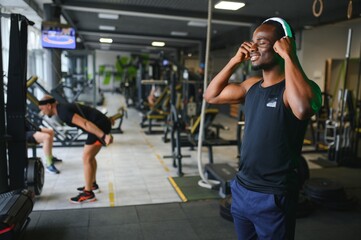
[203, 138, 239, 163]
[190, 109, 239, 163]
[141, 84, 181, 134]
[142, 110, 169, 134]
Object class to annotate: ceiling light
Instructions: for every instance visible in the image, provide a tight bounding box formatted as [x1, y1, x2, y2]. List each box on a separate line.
[187, 21, 207, 27]
[151, 41, 165, 47]
[214, 1, 245, 10]
[99, 25, 116, 31]
[98, 13, 119, 20]
[99, 38, 113, 43]
[171, 31, 188, 36]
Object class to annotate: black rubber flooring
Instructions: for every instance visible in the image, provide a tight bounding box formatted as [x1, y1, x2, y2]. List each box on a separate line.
[20, 167, 361, 240]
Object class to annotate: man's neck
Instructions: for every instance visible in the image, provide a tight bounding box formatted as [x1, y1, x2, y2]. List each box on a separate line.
[262, 68, 284, 87]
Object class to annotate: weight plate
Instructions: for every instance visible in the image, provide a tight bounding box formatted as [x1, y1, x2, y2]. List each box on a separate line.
[26, 157, 45, 196]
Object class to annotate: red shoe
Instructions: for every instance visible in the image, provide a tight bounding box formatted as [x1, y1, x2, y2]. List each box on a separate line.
[69, 191, 96, 203]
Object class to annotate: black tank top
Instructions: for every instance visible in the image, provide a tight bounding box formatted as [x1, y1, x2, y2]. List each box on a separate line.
[236, 80, 308, 194]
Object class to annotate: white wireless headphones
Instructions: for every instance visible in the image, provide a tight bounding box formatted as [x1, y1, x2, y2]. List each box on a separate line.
[263, 17, 293, 38]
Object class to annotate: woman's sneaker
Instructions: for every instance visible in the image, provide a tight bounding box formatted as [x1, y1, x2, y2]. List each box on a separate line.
[76, 182, 100, 193]
[69, 191, 96, 203]
[46, 164, 60, 174]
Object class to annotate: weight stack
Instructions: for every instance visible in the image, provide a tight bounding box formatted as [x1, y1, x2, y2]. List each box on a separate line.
[304, 178, 358, 210]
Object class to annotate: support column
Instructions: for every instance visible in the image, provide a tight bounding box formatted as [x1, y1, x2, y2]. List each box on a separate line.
[43, 4, 62, 91]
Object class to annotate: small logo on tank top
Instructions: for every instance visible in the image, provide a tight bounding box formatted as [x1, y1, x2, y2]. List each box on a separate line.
[266, 97, 277, 108]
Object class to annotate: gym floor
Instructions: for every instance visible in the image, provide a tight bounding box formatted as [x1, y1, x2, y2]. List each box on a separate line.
[21, 93, 361, 240]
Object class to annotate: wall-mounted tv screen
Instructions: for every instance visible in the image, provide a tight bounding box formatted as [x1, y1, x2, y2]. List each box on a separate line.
[41, 22, 76, 50]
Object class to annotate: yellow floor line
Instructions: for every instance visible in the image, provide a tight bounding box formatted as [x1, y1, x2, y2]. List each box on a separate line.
[168, 176, 188, 202]
[142, 131, 169, 173]
[143, 136, 154, 148]
[156, 154, 170, 172]
[108, 182, 115, 207]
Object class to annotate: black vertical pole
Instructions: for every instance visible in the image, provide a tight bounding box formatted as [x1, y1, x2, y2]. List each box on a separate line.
[0, 15, 9, 193]
[353, 43, 361, 159]
[6, 14, 28, 190]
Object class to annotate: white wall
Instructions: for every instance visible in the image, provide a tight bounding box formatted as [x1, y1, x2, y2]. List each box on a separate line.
[94, 50, 131, 90]
[300, 19, 361, 91]
[95, 50, 130, 70]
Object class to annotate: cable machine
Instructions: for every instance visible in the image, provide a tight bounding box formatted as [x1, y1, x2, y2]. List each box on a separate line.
[0, 12, 39, 240]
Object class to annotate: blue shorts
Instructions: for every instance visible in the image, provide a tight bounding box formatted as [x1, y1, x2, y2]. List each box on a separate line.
[230, 180, 298, 240]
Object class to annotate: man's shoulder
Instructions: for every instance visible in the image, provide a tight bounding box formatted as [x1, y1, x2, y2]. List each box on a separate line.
[57, 103, 75, 115]
[242, 77, 262, 92]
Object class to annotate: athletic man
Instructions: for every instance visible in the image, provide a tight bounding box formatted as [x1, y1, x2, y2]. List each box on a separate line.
[204, 17, 322, 239]
[38, 95, 113, 203]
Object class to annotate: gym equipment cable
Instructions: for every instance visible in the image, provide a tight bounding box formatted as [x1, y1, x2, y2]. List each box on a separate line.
[196, 0, 220, 190]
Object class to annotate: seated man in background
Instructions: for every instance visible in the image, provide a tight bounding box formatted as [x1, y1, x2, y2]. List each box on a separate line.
[147, 84, 161, 108]
[26, 127, 61, 174]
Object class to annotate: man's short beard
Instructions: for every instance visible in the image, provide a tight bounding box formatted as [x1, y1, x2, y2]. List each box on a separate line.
[251, 64, 261, 71]
[251, 59, 278, 71]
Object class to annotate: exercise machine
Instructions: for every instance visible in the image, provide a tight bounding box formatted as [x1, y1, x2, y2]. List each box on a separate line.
[322, 29, 361, 166]
[163, 63, 239, 176]
[0, 13, 36, 239]
[140, 79, 171, 134]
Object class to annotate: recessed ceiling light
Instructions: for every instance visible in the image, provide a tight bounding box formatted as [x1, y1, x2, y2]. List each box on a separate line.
[214, 1, 245, 10]
[99, 38, 113, 43]
[171, 31, 188, 36]
[151, 41, 165, 47]
[99, 25, 116, 31]
[187, 21, 207, 27]
[98, 13, 119, 20]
